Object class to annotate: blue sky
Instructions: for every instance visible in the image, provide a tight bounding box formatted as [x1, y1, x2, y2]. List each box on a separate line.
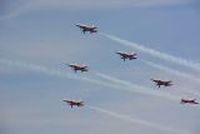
[0, 0, 200, 134]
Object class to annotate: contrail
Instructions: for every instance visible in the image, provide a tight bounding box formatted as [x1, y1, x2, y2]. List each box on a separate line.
[0, 58, 128, 90]
[142, 60, 200, 84]
[94, 72, 179, 101]
[88, 105, 192, 134]
[0, 58, 179, 101]
[100, 33, 200, 72]
[142, 60, 200, 97]
[94, 72, 135, 87]
[0, 2, 34, 21]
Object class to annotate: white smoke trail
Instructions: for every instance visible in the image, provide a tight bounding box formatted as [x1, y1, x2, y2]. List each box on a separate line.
[0, 59, 193, 133]
[100, 33, 200, 72]
[0, 58, 179, 101]
[142, 60, 200, 97]
[95, 72, 134, 87]
[0, 2, 34, 21]
[94, 72, 179, 101]
[142, 60, 200, 84]
[0, 58, 127, 90]
[88, 105, 192, 134]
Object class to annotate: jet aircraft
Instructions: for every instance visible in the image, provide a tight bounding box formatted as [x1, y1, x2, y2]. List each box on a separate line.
[63, 99, 84, 108]
[181, 98, 199, 105]
[116, 51, 137, 62]
[67, 63, 88, 73]
[75, 23, 97, 34]
[151, 79, 173, 88]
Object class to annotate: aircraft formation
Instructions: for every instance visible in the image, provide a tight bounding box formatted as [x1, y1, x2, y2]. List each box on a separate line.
[63, 23, 199, 108]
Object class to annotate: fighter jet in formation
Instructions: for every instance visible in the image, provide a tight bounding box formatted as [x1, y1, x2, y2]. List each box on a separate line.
[180, 98, 199, 105]
[67, 63, 88, 73]
[151, 79, 173, 88]
[116, 51, 137, 62]
[63, 23, 198, 109]
[75, 23, 97, 34]
[63, 99, 84, 108]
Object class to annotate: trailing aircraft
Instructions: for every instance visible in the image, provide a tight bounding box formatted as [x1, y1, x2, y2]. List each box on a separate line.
[63, 99, 84, 108]
[76, 23, 97, 34]
[67, 63, 88, 73]
[151, 79, 173, 88]
[116, 51, 137, 62]
[181, 98, 199, 105]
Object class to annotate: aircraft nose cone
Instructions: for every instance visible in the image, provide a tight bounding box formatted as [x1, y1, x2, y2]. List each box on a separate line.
[116, 51, 120, 54]
[75, 24, 80, 27]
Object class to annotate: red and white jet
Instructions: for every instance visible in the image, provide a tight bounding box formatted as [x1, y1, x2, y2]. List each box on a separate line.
[75, 23, 97, 34]
[116, 51, 137, 62]
[67, 63, 88, 73]
[181, 98, 199, 105]
[63, 99, 84, 108]
[151, 79, 173, 88]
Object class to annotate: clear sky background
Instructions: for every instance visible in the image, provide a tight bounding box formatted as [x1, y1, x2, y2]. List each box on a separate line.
[0, 0, 200, 134]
